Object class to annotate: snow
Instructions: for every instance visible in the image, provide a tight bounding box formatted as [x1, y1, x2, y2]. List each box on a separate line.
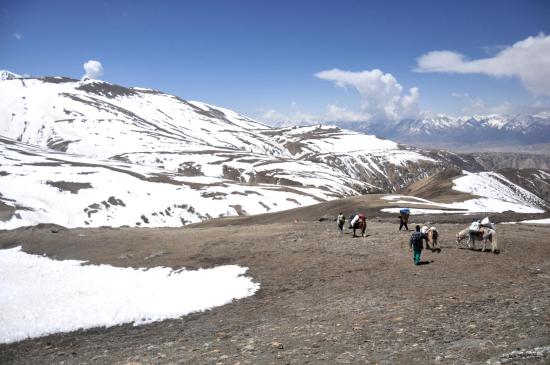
[381, 208, 469, 215]
[380, 171, 546, 215]
[0, 246, 259, 344]
[0, 138, 329, 229]
[504, 218, 550, 225]
[0, 70, 21, 80]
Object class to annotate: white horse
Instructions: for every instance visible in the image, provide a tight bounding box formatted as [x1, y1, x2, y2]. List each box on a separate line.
[456, 227, 498, 253]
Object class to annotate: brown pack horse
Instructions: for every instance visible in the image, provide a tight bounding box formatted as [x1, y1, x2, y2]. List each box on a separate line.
[424, 227, 440, 251]
[352, 218, 367, 237]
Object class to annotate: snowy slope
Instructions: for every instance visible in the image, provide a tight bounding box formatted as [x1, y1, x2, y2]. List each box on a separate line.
[382, 171, 547, 214]
[0, 77, 285, 158]
[0, 137, 335, 229]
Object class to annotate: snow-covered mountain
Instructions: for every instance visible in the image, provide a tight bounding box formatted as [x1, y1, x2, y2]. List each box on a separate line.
[334, 114, 550, 149]
[0, 70, 21, 81]
[0, 71, 546, 228]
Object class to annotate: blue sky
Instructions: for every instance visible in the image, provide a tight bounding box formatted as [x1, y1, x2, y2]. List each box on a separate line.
[1, 0, 549, 122]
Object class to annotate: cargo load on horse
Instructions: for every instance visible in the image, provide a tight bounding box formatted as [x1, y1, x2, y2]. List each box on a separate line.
[480, 217, 496, 230]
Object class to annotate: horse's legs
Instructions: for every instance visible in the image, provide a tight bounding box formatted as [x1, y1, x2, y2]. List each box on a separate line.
[491, 232, 497, 253]
[467, 232, 476, 250]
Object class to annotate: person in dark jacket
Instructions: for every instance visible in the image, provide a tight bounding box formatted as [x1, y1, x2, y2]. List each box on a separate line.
[399, 208, 410, 231]
[409, 225, 425, 265]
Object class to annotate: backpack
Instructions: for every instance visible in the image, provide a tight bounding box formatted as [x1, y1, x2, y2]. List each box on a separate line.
[469, 221, 480, 231]
[410, 232, 423, 247]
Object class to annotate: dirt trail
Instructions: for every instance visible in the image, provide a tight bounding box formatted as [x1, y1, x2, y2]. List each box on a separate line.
[1, 220, 549, 364]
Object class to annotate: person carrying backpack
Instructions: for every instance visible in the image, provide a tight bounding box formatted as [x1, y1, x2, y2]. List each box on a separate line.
[399, 208, 410, 231]
[409, 225, 425, 265]
[337, 212, 346, 235]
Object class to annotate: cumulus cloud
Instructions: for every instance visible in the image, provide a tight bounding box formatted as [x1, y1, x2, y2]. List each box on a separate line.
[13, 33, 22, 40]
[415, 33, 550, 95]
[82, 60, 104, 80]
[314, 68, 420, 121]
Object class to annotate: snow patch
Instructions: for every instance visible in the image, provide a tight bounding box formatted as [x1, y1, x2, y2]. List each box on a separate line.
[0, 246, 259, 344]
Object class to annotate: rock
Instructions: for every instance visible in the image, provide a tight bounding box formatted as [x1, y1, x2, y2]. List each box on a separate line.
[51, 228, 59, 233]
[242, 344, 255, 352]
[271, 341, 284, 349]
[319, 215, 335, 222]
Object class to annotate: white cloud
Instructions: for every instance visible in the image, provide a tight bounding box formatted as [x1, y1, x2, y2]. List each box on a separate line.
[82, 60, 104, 80]
[314, 68, 420, 121]
[13, 33, 22, 40]
[416, 33, 550, 95]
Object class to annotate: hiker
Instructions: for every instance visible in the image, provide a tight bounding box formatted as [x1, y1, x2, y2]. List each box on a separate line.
[409, 225, 425, 265]
[337, 212, 346, 234]
[468, 218, 481, 249]
[399, 208, 410, 231]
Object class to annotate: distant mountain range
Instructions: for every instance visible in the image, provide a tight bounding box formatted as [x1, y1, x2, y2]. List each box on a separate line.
[332, 114, 550, 151]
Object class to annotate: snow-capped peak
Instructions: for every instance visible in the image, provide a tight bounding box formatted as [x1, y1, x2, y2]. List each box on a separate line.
[0, 70, 21, 80]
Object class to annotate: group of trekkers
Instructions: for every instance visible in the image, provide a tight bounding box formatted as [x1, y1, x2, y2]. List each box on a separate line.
[336, 208, 496, 266]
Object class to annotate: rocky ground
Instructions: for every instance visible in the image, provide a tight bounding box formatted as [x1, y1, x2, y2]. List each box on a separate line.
[1, 217, 549, 364]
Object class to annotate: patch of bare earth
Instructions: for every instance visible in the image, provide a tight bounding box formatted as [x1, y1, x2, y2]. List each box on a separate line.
[0, 219, 549, 364]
